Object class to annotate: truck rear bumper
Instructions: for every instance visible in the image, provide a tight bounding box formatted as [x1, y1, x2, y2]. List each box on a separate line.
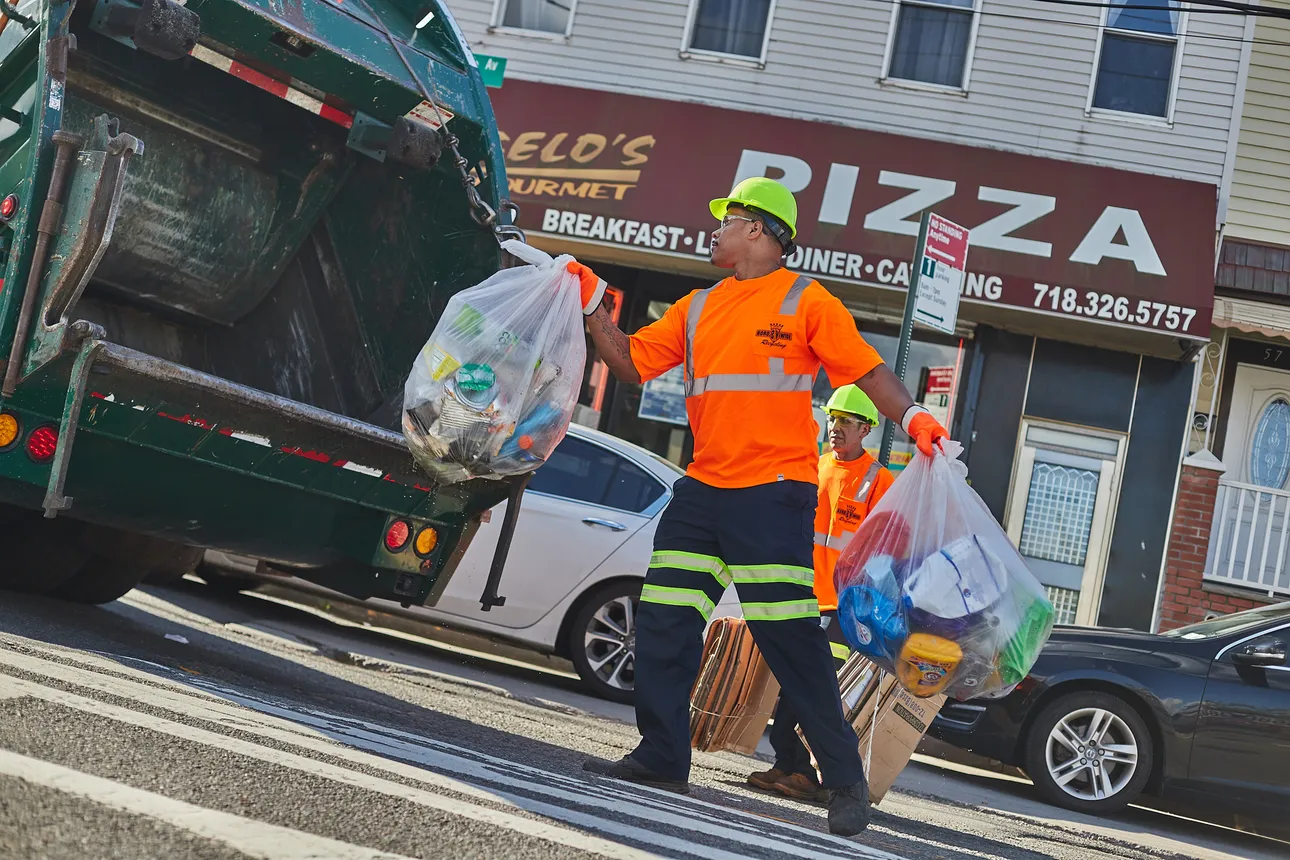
[0, 338, 517, 606]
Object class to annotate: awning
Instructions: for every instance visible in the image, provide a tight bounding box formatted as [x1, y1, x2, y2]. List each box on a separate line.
[1212, 296, 1290, 342]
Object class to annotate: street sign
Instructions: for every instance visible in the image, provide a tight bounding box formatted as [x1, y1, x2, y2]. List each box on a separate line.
[877, 212, 970, 466]
[912, 213, 969, 335]
[474, 54, 507, 88]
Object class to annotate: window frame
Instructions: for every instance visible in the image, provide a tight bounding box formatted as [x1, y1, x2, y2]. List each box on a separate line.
[1084, 0, 1189, 126]
[525, 434, 671, 517]
[879, 0, 984, 95]
[679, 0, 780, 69]
[488, 0, 579, 41]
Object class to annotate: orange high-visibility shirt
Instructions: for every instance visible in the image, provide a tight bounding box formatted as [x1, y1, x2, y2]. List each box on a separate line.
[628, 268, 884, 489]
[813, 452, 895, 610]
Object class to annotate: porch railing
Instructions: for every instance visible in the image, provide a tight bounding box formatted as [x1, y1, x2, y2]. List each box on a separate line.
[1205, 479, 1290, 598]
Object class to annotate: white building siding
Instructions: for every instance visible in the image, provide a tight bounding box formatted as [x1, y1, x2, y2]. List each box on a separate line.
[449, 0, 1243, 187]
[1227, 7, 1290, 246]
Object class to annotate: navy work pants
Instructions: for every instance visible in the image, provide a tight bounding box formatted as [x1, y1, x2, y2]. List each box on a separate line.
[768, 610, 851, 778]
[631, 476, 866, 788]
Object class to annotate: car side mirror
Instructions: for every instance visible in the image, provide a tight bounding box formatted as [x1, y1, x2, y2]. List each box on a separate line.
[1232, 639, 1288, 668]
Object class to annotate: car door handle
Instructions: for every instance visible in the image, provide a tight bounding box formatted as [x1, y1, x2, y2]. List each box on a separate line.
[582, 517, 627, 532]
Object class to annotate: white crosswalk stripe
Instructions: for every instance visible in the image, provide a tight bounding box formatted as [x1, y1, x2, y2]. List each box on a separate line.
[0, 643, 901, 860]
[0, 749, 417, 860]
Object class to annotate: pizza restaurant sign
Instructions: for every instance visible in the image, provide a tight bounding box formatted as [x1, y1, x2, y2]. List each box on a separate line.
[489, 81, 1217, 339]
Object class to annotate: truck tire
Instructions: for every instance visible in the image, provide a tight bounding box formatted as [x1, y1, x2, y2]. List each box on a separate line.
[144, 545, 205, 585]
[53, 557, 150, 605]
[54, 525, 200, 604]
[0, 507, 91, 594]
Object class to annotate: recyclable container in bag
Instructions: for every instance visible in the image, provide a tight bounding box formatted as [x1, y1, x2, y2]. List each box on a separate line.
[833, 441, 1055, 701]
[402, 240, 585, 484]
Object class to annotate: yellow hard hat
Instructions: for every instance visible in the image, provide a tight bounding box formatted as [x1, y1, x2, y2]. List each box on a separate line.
[825, 385, 879, 425]
[709, 177, 798, 239]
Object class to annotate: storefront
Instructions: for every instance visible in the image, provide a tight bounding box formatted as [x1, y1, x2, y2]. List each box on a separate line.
[488, 80, 1217, 631]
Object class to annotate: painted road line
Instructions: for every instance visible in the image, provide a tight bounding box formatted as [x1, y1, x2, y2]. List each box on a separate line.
[0, 674, 663, 860]
[0, 646, 902, 860]
[0, 749, 415, 860]
[0, 670, 825, 860]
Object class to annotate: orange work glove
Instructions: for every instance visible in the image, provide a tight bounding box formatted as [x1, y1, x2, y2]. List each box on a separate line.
[567, 261, 608, 316]
[905, 408, 950, 457]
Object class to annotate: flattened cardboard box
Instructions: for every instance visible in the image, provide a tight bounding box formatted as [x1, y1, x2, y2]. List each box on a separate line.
[689, 617, 780, 755]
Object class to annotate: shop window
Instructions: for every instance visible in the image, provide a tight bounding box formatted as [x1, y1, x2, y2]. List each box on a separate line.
[493, 0, 576, 36]
[1250, 398, 1290, 489]
[883, 0, 979, 90]
[684, 0, 774, 61]
[1090, 0, 1184, 119]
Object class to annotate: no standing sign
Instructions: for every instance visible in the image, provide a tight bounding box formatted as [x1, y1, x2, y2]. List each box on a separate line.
[913, 213, 971, 335]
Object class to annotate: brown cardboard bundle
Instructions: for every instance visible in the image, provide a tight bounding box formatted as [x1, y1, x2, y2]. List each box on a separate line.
[689, 617, 781, 755]
[799, 653, 945, 803]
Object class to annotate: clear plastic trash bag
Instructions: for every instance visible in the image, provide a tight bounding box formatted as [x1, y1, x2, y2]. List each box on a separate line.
[834, 441, 1055, 701]
[402, 240, 585, 484]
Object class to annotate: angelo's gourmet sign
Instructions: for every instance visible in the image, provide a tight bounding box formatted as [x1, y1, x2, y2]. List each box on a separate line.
[490, 81, 1216, 339]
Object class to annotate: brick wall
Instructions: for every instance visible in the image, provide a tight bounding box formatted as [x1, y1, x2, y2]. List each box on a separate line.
[1158, 458, 1274, 631]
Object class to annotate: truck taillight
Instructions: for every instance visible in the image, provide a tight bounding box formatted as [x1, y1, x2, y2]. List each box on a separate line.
[0, 413, 18, 449]
[0, 194, 16, 223]
[414, 526, 438, 557]
[384, 520, 411, 553]
[26, 425, 58, 462]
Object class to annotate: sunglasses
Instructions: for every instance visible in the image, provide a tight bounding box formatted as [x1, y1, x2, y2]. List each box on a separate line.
[827, 413, 872, 429]
[718, 214, 758, 230]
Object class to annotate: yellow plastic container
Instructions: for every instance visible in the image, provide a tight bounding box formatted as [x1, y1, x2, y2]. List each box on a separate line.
[895, 633, 963, 697]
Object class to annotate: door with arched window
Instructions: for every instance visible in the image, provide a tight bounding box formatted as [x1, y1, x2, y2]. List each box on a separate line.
[1211, 364, 1290, 592]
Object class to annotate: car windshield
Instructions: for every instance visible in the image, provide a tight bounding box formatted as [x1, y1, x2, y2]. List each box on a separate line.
[1161, 601, 1290, 640]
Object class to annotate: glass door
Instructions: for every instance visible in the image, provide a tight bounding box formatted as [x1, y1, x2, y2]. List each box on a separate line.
[1005, 422, 1126, 626]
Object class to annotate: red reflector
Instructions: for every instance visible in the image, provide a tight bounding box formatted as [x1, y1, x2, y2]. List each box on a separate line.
[0, 194, 16, 221]
[26, 425, 58, 462]
[384, 520, 411, 552]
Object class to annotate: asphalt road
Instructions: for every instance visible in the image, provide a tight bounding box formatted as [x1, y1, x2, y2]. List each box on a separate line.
[0, 578, 1282, 860]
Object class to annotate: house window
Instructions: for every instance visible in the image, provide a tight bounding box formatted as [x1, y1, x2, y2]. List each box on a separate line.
[1091, 0, 1183, 118]
[494, 0, 575, 36]
[686, 0, 774, 60]
[885, 0, 978, 89]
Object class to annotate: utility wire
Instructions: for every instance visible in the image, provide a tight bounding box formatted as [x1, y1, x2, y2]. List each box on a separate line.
[843, 0, 1290, 50]
[1030, 0, 1290, 20]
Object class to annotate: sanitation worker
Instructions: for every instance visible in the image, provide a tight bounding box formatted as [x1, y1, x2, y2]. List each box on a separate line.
[568, 177, 949, 836]
[747, 384, 894, 802]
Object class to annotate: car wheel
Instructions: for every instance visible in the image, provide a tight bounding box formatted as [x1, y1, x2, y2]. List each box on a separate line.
[1024, 690, 1154, 814]
[568, 581, 640, 704]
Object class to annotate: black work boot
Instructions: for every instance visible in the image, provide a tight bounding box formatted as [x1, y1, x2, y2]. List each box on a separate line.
[827, 780, 871, 836]
[583, 754, 691, 794]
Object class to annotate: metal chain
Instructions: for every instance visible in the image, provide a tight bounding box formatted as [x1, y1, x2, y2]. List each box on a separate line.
[353, 0, 523, 243]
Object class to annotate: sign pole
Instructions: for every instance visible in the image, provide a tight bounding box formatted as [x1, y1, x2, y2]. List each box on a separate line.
[878, 211, 931, 468]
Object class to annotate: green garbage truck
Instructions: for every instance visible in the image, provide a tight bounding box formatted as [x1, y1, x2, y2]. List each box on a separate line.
[0, 0, 528, 607]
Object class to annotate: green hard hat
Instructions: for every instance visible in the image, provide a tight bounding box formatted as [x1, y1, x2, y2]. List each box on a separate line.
[709, 177, 799, 238]
[824, 385, 879, 425]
